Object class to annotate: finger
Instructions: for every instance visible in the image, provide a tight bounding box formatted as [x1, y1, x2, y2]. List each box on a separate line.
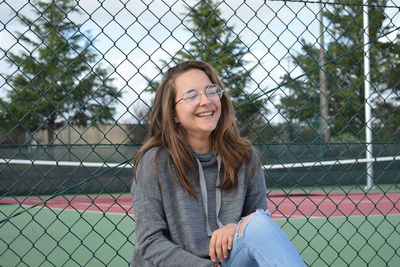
[215, 235, 224, 262]
[228, 233, 233, 250]
[209, 234, 217, 262]
[222, 234, 229, 259]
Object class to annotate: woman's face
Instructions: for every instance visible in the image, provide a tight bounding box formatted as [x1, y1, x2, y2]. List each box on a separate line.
[174, 68, 222, 141]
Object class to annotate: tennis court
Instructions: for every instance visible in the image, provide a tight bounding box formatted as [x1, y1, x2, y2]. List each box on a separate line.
[1, 185, 399, 266]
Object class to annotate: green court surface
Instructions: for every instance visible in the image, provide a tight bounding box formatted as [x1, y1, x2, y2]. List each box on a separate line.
[0, 205, 134, 267]
[1, 204, 399, 267]
[277, 215, 400, 267]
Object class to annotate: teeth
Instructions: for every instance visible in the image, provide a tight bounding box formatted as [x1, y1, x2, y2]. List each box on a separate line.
[198, 112, 212, 117]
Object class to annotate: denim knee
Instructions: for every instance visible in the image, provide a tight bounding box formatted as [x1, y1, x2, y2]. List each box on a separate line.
[230, 209, 306, 267]
[236, 209, 271, 239]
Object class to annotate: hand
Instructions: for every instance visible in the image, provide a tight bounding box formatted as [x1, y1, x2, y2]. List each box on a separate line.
[209, 223, 237, 263]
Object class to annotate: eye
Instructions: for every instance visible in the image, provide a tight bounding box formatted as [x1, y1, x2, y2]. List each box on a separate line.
[183, 89, 199, 100]
[206, 84, 222, 96]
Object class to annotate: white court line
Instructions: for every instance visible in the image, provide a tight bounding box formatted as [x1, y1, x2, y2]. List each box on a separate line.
[0, 158, 132, 168]
[263, 155, 399, 169]
[1, 156, 398, 169]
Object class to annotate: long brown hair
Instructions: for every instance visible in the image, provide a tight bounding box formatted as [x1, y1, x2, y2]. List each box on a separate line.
[134, 61, 254, 196]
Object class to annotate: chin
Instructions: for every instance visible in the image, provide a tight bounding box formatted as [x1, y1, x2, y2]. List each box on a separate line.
[201, 124, 218, 132]
[203, 129, 216, 134]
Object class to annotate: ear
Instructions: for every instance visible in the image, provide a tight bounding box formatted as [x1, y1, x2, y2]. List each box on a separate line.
[174, 115, 180, 123]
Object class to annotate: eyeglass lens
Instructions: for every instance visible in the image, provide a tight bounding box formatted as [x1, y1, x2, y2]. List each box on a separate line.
[182, 85, 222, 104]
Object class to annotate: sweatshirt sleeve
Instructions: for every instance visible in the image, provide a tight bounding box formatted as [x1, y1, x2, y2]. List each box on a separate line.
[242, 151, 268, 216]
[132, 149, 214, 267]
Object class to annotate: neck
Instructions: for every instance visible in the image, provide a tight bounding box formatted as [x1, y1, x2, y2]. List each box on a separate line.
[187, 135, 212, 154]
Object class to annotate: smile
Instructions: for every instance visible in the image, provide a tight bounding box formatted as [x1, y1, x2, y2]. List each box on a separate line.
[197, 112, 213, 117]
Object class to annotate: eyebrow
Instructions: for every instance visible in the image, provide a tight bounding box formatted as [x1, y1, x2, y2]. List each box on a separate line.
[195, 84, 214, 90]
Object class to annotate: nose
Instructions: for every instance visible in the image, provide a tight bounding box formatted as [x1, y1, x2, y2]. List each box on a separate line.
[198, 92, 212, 106]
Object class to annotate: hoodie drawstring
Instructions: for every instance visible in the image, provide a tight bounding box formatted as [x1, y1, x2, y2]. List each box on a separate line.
[196, 156, 224, 237]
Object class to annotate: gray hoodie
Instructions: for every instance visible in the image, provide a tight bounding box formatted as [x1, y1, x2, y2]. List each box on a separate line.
[131, 147, 267, 267]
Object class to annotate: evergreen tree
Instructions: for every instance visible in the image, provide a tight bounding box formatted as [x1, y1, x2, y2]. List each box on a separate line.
[278, 0, 399, 142]
[1, 0, 120, 143]
[374, 28, 400, 141]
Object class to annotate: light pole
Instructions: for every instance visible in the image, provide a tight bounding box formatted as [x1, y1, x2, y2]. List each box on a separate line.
[363, 0, 374, 190]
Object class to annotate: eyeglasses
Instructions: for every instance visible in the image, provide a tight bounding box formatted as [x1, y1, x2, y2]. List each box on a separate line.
[175, 84, 224, 105]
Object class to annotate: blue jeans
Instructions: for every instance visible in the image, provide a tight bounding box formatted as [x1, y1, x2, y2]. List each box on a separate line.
[221, 210, 306, 267]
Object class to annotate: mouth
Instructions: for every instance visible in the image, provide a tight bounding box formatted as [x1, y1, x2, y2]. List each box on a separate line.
[196, 111, 214, 117]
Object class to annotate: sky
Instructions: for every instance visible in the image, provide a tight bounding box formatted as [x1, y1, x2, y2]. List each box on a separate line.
[1, 0, 399, 124]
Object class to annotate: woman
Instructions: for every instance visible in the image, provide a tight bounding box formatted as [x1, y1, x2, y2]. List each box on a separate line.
[131, 61, 305, 267]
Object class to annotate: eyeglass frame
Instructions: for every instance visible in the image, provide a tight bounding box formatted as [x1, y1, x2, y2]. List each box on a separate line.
[174, 84, 224, 105]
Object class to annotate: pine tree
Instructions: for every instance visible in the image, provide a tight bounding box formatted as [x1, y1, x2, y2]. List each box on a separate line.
[278, 0, 399, 142]
[2, 0, 121, 143]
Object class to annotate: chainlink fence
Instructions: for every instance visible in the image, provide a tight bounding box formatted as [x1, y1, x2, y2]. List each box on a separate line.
[1, 0, 399, 266]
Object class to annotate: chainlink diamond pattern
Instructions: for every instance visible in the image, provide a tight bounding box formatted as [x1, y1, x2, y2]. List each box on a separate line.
[0, 0, 399, 266]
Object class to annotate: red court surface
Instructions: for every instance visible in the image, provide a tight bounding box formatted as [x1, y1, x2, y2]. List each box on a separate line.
[267, 192, 400, 219]
[1, 192, 399, 218]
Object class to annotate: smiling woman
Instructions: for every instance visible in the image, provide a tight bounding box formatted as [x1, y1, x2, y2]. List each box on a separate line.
[130, 60, 305, 267]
